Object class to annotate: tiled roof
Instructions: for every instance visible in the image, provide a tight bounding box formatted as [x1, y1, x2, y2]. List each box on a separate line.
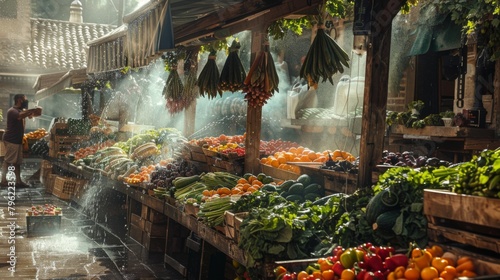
[0, 18, 114, 71]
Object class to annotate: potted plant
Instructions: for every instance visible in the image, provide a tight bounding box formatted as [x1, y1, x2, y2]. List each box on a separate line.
[440, 111, 455, 127]
[408, 100, 425, 116]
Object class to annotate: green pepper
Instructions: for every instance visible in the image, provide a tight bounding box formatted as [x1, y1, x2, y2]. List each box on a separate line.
[340, 248, 358, 269]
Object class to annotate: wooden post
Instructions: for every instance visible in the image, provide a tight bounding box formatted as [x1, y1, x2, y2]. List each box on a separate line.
[244, 27, 267, 174]
[183, 46, 200, 138]
[494, 59, 500, 134]
[357, 0, 405, 188]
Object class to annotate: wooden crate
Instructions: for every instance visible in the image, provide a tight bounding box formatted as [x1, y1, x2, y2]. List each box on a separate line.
[260, 164, 300, 181]
[40, 160, 53, 185]
[142, 232, 166, 252]
[53, 176, 78, 200]
[44, 173, 57, 194]
[190, 151, 207, 163]
[435, 243, 500, 276]
[26, 215, 62, 237]
[323, 173, 358, 194]
[424, 189, 500, 254]
[49, 135, 89, 157]
[144, 220, 167, 237]
[224, 211, 247, 243]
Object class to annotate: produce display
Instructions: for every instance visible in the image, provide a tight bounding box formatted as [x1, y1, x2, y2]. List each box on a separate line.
[24, 128, 48, 140]
[272, 244, 478, 280]
[27, 204, 62, 216]
[47, 121, 499, 280]
[30, 139, 50, 156]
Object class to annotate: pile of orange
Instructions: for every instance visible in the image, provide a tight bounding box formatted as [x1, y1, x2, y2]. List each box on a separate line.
[260, 147, 356, 174]
[124, 164, 156, 185]
[201, 175, 267, 199]
[389, 245, 477, 280]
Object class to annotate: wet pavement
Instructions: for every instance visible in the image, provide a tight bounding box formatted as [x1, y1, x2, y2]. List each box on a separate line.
[0, 159, 184, 279]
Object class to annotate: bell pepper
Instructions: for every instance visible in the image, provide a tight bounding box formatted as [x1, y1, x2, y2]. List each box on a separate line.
[384, 254, 409, 271]
[332, 261, 345, 276]
[377, 246, 391, 261]
[340, 248, 360, 269]
[356, 270, 367, 280]
[364, 253, 384, 271]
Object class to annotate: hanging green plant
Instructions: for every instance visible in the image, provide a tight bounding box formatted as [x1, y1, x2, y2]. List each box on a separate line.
[219, 40, 247, 92]
[163, 64, 184, 114]
[198, 50, 222, 99]
[243, 44, 279, 107]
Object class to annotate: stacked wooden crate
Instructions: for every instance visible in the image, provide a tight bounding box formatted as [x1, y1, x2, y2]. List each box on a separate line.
[49, 122, 88, 158]
[423, 189, 500, 275]
[129, 202, 167, 253]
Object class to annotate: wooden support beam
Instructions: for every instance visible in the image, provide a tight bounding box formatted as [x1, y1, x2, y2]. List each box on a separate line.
[357, 0, 405, 188]
[244, 28, 267, 174]
[174, 0, 320, 46]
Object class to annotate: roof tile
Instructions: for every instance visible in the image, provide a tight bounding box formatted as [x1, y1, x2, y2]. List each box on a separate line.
[0, 18, 114, 71]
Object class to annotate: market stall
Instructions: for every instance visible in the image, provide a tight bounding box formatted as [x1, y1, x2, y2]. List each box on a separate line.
[31, 0, 500, 279]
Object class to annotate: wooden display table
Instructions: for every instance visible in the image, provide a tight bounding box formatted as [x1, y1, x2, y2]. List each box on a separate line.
[389, 125, 500, 163]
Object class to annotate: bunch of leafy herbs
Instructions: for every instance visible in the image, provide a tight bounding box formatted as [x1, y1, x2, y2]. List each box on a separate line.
[369, 167, 445, 248]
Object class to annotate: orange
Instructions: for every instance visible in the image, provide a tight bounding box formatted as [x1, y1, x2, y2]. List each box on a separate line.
[456, 256, 472, 266]
[217, 187, 231, 195]
[332, 149, 342, 158]
[277, 156, 287, 164]
[456, 260, 474, 273]
[459, 270, 477, 278]
[237, 178, 248, 184]
[288, 147, 297, 154]
[443, 265, 457, 276]
[421, 266, 439, 280]
[431, 245, 444, 257]
[307, 151, 317, 160]
[431, 257, 449, 273]
[247, 175, 257, 183]
[340, 269, 355, 280]
[297, 271, 309, 280]
[439, 271, 454, 280]
[270, 159, 279, 168]
[394, 266, 406, 279]
[441, 252, 457, 267]
[404, 267, 420, 280]
[296, 146, 305, 154]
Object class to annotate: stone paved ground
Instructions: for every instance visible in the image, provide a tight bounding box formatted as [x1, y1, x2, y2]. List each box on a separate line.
[0, 158, 184, 279]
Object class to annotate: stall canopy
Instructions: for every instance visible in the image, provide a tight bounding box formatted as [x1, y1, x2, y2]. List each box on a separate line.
[33, 68, 87, 102]
[408, 6, 462, 56]
[87, 0, 320, 74]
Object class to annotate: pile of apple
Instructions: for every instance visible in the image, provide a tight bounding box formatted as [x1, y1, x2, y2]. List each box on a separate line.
[273, 243, 477, 280]
[27, 204, 62, 216]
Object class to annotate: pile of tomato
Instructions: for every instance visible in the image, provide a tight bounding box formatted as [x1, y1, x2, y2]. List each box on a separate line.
[273, 243, 478, 280]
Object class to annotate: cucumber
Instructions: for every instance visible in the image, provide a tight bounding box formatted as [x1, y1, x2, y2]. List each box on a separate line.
[303, 183, 323, 195]
[297, 174, 312, 185]
[279, 180, 295, 191]
[261, 184, 277, 192]
[288, 183, 304, 195]
[304, 192, 322, 201]
[374, 209, 401, 231]
[285, 194, 304, 203]
[173, 175, 201, 189]
[366, 189, 398, 225]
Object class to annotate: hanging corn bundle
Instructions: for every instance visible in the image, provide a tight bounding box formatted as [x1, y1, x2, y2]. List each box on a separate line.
[197, 50, 222, 99]
[300, 24, 350, 89]
[219, 40, 246, 92]
[163, 65, 184, 114]
[243, 44, 279, 108]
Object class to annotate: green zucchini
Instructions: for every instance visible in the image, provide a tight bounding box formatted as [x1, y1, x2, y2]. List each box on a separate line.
[374, 209, 401, 231]
[172, 175, 201, 189]
[365, 189, 398, 225]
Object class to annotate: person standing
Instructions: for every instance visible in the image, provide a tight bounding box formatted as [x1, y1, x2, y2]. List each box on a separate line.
[1, 94, 36, 188]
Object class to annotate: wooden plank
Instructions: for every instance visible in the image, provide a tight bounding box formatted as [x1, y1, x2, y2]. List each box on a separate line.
[427, 223, 500, 254]
[423, 189, 500, 230]
[464, 138, 500, 150]
[391, 125, 495, 138]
